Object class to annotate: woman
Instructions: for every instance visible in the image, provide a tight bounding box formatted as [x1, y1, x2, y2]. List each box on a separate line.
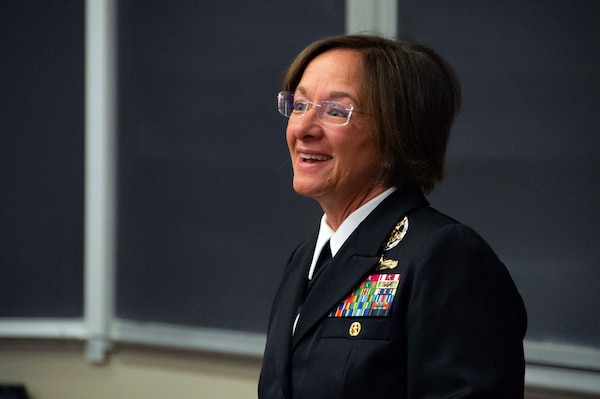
[259, 34, 527, 398]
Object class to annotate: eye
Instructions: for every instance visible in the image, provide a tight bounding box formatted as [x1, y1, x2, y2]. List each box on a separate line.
[293, 100, 309, 112]
[324, 101, 350, 118]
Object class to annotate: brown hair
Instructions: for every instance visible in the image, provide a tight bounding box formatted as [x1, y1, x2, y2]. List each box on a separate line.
[282, 34, 461, 194]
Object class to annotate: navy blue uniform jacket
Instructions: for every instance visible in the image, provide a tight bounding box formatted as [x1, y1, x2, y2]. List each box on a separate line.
[259, 186, 527, 398]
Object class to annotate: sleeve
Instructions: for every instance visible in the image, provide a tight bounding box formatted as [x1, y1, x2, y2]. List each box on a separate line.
[405, 223, 527, 398]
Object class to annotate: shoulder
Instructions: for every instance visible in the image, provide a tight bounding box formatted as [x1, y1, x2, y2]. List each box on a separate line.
[392, 206, 484, 252]
[385, 206, 513, 282]
[413, 207, 498, 261]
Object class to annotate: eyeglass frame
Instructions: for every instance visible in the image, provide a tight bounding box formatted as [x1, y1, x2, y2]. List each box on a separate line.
[277, 91, 358, 126]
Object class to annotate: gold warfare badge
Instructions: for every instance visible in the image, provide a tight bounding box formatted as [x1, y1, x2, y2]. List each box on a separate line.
[383, 216, 408, 251]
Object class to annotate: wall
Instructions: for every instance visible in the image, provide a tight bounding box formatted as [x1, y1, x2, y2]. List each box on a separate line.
[0, 340, 261, 399]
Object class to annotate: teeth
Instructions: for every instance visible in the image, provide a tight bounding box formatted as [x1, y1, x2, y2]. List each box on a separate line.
[300, 152, 332, 161]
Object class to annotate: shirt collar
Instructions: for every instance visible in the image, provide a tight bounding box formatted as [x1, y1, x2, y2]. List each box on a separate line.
[308, 187, 397, 279]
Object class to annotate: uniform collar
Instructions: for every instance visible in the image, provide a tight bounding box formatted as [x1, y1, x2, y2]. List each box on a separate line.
[309, 187, 397, 279]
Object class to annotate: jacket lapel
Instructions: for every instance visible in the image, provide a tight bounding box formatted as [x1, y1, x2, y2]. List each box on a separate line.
[292, 187, 428, 349]
[269, 238, 315, 397]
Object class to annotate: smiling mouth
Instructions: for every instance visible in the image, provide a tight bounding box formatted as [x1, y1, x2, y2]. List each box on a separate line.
[299, 152, 332, 162]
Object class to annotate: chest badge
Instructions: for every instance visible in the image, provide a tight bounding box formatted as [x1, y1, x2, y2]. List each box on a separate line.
[377, 254, 398, 271]
[349, 321, 361, 337]
[383, 216, 409, 251]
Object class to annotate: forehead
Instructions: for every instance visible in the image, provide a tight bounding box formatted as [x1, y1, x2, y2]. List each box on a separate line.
[297, 49, 364, 101]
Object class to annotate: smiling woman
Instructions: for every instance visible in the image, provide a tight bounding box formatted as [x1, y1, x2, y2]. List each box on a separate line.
[259, 34, 527, 399]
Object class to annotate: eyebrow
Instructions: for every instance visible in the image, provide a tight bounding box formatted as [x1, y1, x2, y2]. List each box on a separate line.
[296, 86, 360, 105]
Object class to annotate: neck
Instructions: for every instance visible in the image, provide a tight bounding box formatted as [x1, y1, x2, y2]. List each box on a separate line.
[318, 185, 390, 231]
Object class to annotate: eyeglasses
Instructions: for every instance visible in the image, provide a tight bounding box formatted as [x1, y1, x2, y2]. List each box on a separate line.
[277, 91, 355, 126]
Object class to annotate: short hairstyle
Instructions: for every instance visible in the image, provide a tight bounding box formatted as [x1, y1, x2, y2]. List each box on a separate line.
[282, 34, 461, 194]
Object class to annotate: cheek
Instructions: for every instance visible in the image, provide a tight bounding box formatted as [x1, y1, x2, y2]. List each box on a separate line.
[342, 133, 376, 159]
[345, 136, 381, 173]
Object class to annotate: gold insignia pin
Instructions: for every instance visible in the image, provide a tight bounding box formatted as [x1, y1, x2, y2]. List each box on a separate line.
[349, 321, 361, 337]
[377, 254, 398, 271]
[383, 216, 409, 251]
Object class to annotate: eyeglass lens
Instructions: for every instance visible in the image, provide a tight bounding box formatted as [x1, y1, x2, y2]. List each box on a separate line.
[277, 91, 353, 126]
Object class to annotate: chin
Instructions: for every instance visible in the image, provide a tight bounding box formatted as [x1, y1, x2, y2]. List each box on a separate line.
[292, 180, 324, 199]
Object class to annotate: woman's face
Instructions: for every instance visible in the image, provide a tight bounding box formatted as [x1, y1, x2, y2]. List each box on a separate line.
[286, 49, 386, 214]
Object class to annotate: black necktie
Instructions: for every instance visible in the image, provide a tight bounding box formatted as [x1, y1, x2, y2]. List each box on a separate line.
[313, 241, 332, 278]
[307, 241, 331, 294]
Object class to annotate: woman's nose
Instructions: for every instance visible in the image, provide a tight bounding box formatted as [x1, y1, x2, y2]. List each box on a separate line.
[291, 111, 324, 140]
